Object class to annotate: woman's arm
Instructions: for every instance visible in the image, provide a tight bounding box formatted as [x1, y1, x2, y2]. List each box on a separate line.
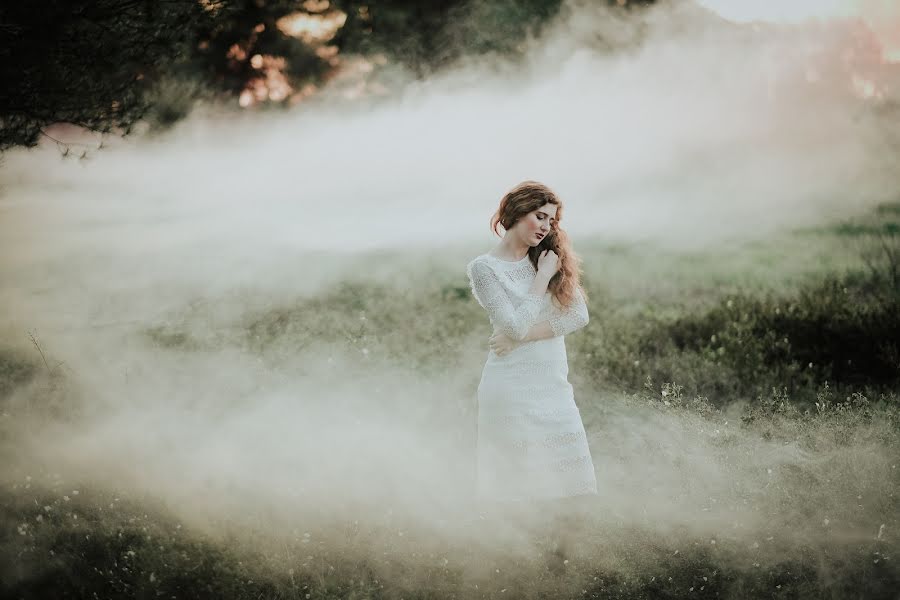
[522, 287, 589, 341]
[467, 259, 553, 341]
[521, 319, 556, 343]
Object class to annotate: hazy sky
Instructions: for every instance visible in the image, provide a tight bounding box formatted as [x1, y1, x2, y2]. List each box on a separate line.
[697, 0, 891, 21]
[696, 0, 900, 59]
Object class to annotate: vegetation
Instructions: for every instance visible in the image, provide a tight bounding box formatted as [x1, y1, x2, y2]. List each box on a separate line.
[0, 0, 658, 152]
[1, 202, 898, 598]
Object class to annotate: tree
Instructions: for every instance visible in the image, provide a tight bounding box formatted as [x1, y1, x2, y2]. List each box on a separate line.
[0, 1, 220, 151]
[0, 0, 658, 152]
[188, 0, 336, 106]
[331, 0, 565, 77]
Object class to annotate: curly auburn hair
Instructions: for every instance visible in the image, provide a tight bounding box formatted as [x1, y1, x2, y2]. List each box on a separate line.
[489, 180, 588, 309]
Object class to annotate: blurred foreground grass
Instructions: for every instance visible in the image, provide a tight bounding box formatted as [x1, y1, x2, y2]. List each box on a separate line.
[1, 202, 899, 598]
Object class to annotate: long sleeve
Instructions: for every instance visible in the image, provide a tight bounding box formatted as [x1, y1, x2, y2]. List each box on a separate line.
[548, 286, 589, 337]
[466, 259, 544, 341]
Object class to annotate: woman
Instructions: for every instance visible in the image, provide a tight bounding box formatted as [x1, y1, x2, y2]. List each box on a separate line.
[466, 180, 598, 514]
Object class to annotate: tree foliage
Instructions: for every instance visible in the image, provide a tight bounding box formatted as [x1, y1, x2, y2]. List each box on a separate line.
[0, 1, 217, 151]
[0, 0, 657, 152]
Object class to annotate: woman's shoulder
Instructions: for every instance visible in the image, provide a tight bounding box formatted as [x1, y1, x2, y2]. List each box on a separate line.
[466, 252, 494, 266]
[466, 254, 490, 277]
[466, 252, 508, 274]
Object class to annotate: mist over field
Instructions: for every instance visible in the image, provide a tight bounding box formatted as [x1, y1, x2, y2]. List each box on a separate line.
[2, 1, 899, 598]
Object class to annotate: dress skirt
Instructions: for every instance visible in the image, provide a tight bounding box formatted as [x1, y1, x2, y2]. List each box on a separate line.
[475, 334, 599, 504]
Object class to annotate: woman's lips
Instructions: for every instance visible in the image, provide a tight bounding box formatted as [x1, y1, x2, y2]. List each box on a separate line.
[535, 233, 544, 239]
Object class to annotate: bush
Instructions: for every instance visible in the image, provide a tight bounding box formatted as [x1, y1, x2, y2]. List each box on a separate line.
[584, 227, 900, 408]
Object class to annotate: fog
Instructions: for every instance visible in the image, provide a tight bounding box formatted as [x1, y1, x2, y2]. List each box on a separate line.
[1, 0, 898, 585]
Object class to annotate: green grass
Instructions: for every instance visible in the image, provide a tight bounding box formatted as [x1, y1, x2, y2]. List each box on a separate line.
[3, 384, 898, 598]
[2, 201, 900, 598]
[0, 348, 37, 398]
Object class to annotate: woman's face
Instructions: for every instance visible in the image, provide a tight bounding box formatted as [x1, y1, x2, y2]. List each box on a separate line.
[515, 202, 557, 247]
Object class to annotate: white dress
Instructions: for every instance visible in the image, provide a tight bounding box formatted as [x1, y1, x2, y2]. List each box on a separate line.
[466, 253, 599, 504]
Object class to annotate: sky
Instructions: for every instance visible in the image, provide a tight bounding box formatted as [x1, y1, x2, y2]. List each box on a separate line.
[695, 0, 900, 60]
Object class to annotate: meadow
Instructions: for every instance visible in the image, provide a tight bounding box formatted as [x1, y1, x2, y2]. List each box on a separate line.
[1, 201, 898, 599]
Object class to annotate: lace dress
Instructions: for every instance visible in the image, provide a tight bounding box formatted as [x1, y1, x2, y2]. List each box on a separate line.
[466, 253, 599, 504]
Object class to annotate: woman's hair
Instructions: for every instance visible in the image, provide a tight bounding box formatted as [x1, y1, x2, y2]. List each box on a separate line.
[490, 180, 588, 309]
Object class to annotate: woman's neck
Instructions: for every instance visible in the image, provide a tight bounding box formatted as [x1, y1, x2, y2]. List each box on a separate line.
[494, 234, 529, 260]
[492, 237, 529, 261]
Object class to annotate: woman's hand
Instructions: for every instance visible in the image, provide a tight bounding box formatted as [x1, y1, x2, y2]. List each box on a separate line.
[490, 330, 522, 356]
[537, 249, 559, 278]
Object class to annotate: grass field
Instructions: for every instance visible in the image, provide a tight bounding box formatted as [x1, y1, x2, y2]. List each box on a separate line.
[1, 202, 898, 599]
